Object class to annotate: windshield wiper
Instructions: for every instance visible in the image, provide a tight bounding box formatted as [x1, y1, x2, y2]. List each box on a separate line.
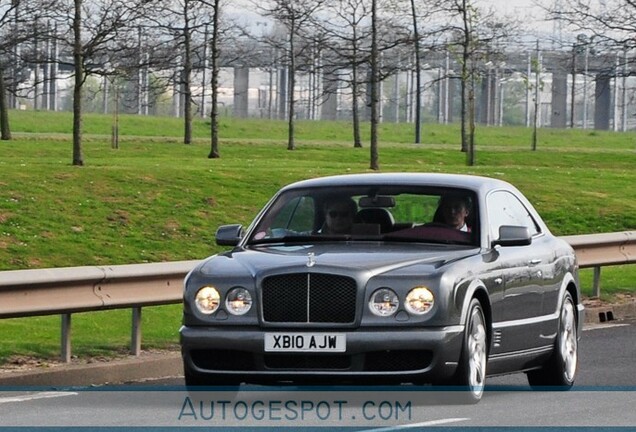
[383, 234, 473, 246]
[247, 233, 390, 245]
[248, 235, 336, 245]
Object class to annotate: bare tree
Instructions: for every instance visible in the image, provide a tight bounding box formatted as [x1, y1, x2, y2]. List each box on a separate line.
[409, 0, 423, 143]
[549, 0, 636, 51]
[207, 0, 221, 158]
[0, 0, 21, 140]
[403, 0, 448, 144]
[0, 62, 8, 140]
[53, 0, 153, 165]
[309, 0, 410, 162]
[146, 0, 218, 145]
[315, 0, 372, 148]
[548, 0, 636, 132]
[369, 0, 379, 169]
[365, 2, 416, 166]
[0, 0, 53, 140]
[259, 0, 326, 150]
[440, 0, 515, 165]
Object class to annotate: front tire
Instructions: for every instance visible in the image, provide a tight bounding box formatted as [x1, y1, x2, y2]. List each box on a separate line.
[448, 298, 488, 403]
[527, 291, 578, 388]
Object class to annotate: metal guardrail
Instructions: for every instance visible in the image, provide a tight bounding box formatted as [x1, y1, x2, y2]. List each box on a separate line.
[0, 232, 634, 362]
[0, 261, 199, 362]
[561, 231, 635, 297]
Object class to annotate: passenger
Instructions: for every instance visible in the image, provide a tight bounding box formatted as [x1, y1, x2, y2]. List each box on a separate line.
[320, 197, 357, 235]
[435, 194, 472, 232]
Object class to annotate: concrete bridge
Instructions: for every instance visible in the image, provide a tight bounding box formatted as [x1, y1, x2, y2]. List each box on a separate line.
[227, 45, 634, 131]
[14, 37, 634, 131]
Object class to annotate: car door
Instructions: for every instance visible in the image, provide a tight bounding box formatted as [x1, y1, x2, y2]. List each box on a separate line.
[486, 190, 544, 353]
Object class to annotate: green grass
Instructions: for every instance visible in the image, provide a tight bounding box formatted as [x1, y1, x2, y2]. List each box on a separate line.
[0, 110, 635, 364]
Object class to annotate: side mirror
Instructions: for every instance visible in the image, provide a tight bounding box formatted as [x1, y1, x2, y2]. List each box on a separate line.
[493, 225, 532, 247]
[215, 224, 244, 246]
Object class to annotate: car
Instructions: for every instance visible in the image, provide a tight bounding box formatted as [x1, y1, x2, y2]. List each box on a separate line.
[180, 172, 583, 402]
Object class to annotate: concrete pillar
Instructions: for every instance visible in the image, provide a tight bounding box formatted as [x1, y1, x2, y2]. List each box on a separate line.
[551, 72, 568, 128]
[388, 72, 400, 122]
[479, 71, 496, 125]
[278, 67, 287, 120]
[445, 78, 456, 124]
[594, 75, 611, 130]
[233, 66, 249, 118]
[321, 67, 338, 121]
[365, 69, 373, 121]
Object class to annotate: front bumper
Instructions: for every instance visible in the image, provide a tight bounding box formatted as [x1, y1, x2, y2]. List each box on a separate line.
[180, 325, 464, 384]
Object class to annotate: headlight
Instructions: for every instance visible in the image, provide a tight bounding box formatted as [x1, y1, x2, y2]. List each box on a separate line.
[225, 287, 252, 315]
[195, 286, 220, 315]
[369, 288, 399, 316]
[405, 287, 434, 315]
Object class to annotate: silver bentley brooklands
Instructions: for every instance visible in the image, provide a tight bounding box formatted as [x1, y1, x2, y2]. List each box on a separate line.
[180, 173, 583, 402]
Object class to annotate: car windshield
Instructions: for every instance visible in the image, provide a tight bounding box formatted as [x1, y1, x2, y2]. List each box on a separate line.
[247, 185, 479, 246]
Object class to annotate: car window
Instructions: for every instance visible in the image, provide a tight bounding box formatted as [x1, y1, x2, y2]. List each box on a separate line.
[391, 194, 439, 224]
[269, 195, 316, 233]
[248, 186, 478, 246]
[487, 190, 540, 239]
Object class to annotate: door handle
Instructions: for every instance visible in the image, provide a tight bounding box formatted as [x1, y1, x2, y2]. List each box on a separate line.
[528, 259, 542, 266]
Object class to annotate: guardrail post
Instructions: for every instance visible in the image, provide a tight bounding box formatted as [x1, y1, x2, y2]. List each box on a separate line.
[592, 266, 601, 298]
[131, 307, 142, 356]
[61, 313, 72, 363]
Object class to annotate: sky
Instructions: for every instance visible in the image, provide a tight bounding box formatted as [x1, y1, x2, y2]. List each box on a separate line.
[225, 0, 559, 45]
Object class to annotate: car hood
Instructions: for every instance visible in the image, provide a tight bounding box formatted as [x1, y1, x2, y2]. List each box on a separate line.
[197, 242, 480, 278]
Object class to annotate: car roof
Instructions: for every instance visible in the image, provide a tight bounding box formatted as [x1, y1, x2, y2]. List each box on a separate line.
[281, 172, 514, 194]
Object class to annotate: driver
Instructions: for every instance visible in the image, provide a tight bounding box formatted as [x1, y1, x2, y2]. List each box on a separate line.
[320, 197, 357, 235]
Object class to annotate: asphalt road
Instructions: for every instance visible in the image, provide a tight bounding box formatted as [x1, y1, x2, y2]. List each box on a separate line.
[1, 320, 634, 429]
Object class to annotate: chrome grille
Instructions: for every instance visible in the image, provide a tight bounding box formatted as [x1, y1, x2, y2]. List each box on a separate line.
[262, 273, 357, 323]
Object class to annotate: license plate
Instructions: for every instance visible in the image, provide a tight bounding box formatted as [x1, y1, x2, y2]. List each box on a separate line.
[264, 333, 346, 352]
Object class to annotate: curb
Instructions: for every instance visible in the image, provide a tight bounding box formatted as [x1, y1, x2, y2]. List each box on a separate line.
[0, 352, 182, 387]
[583, 300, 636, 324]
[0, 302, 634, 388]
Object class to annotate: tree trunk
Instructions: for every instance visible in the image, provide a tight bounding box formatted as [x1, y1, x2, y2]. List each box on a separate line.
[351, 39, 362, 148]
[570, 43, 576, 128]
[287, 27, 296, 151]
[351, 80, 362, 148]
[369, 0, 379, 170]
[183, 13, 193, 144]
[208, 0, 220, 158]
[410, 0, 422, 144]
[72, 0, 84, 166]
[0, 66, 12, 140]
[460, 61, 468, 153]
[467, 80, 476, 166]
[459, 0, 469, 153]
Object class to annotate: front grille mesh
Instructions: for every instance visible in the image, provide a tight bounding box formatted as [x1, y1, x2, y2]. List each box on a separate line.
[264, 354, 351, 370]
[190, 349, 433, 373]
[191, 349, 255, 371]
[262, 273, 357, 324]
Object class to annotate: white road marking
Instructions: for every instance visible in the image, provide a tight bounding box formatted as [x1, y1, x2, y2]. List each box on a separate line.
[0, 391, 78, 404]
[583, 323, 630, 331]
[359, 417, 470, 431]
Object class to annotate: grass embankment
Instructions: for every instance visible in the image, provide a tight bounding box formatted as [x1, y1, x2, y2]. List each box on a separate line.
[0, 109, 634, 363]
